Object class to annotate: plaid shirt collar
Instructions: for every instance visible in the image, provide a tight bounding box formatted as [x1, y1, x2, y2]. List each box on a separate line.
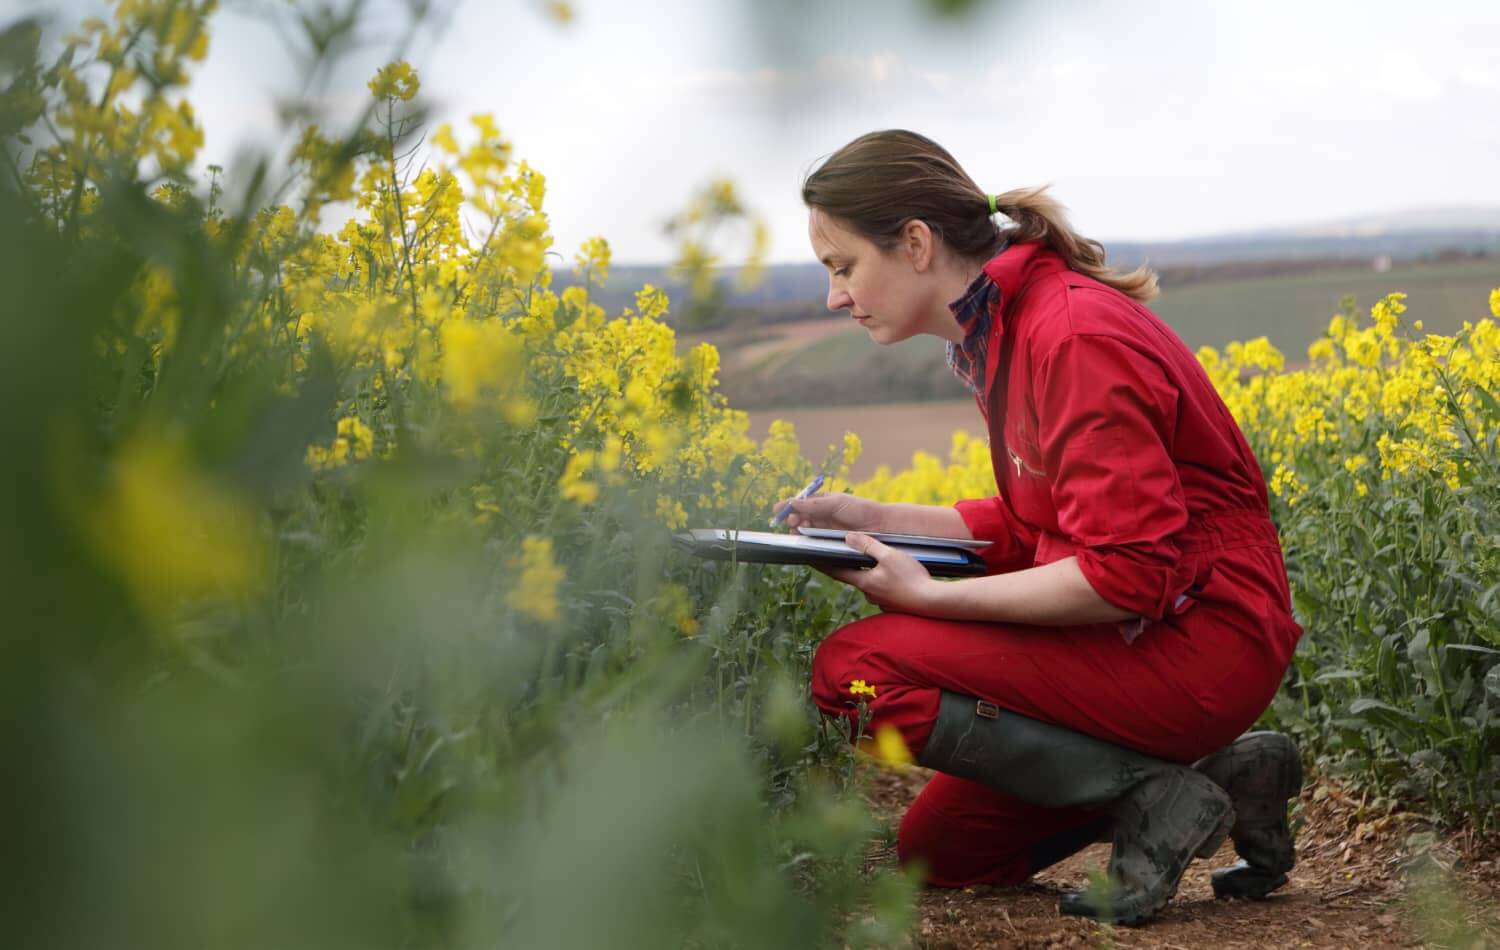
[944, 252, 1005, 395]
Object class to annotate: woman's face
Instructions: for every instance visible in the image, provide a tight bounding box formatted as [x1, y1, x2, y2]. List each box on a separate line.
[807, 208, 930, 346]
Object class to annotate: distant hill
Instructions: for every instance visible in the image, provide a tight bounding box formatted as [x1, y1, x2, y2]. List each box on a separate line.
[704, 256, 1500, 410]
[557, 206, 1500, 329]
[1223, 206, 1500, 237]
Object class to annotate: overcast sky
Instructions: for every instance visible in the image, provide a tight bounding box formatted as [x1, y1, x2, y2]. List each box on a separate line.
[21, 0, 1500, 264]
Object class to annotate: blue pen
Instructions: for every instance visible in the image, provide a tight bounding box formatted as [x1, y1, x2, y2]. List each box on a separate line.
[770, 474, 825, 528]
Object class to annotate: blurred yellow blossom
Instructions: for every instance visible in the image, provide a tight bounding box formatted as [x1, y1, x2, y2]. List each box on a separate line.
[88, 427, 265, 627]
[558, 451, 599, 505]
[337, 416, 374, 459]
[870, 725, 914, 766]
[440, 318, 525, 413]
[368, 61, 419, 101]
[656, 496, 688, 530]
[306, 415, 375, 472]
[506, 536, 564, 622]
[574, 236, 611, 285]
[653, 582, 699, 637]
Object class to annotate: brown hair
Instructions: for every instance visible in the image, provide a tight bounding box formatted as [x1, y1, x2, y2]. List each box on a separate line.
[801, 129, 1158, 303]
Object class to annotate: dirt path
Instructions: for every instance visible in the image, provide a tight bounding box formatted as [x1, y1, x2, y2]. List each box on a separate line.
[747, 400, 982, 481]
[681, 317, 852, 370]
[858, 763, 1500, 948]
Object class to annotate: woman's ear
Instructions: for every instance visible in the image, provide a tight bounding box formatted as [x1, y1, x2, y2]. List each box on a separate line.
[903, 218, 935, 273]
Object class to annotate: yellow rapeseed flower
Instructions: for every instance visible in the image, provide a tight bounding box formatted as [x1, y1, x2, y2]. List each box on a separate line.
[573, 236, 611, 285]
[368, 61, 419, 101]
[635, 284, 670, 321]
[336, 416, 374, 459]
[760, 419, 805, 477]
[1269, 464, 1307, 506]
[558, 451, 599, 505]
[842, 431, 862, 468]
[505, 536, 565, 623]
[655, 496, 688, 530]
[1372, 291, 1408, 337]
[306, 416, 375, 472]
[1343, 327, 1382, 369]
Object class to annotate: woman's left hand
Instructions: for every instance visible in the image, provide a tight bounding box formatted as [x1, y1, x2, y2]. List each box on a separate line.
[818, 532, 942, 613]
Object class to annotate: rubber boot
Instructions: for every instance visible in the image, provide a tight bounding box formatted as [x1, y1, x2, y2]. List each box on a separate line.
[917, 690, 1234, 926]
[1192, 731, 1302, 899]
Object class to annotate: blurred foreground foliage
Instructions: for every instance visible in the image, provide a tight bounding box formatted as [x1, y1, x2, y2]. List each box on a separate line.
[0, 2, 913, 947]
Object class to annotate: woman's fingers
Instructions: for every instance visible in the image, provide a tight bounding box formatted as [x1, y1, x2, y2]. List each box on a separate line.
[774, 491, 869, 530]
[781, 493, 838, 528]
[772, 496, 803, 527]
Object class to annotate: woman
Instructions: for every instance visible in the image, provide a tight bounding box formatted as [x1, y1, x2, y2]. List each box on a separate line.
[780, 130, 1303, 925]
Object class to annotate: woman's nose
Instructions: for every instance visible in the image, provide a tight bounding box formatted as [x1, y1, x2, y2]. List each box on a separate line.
[826, 284, 852, 312]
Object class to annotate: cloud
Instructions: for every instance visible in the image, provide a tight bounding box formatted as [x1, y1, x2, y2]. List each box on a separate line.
[670, 51, 959, 112]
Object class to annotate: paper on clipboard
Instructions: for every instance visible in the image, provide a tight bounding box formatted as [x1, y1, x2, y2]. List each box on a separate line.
[671, 528, 989, 577]
[792, 527, 992, 551]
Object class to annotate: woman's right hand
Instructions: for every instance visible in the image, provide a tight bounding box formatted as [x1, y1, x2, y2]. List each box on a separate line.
[775, 492, 885, 532]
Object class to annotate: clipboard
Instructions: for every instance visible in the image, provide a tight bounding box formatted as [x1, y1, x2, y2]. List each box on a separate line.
[672, 529, 989, 577]
[793, 527, 992, 551]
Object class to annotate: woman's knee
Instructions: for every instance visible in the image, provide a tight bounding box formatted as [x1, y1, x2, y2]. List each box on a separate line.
[809, 613, 905, 712]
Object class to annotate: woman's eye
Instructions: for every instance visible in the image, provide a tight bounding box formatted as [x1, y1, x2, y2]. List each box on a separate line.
[833, 267, 849, 278]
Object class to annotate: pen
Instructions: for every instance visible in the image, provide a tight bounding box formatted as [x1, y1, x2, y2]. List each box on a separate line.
[769, 474, 825, 528]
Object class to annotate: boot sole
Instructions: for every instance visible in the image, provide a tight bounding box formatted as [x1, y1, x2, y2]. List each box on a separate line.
[1211, 863, 1289, 900]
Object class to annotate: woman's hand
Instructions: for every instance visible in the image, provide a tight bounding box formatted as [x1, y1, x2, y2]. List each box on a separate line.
[819, 532, 941, 614]
[775, 491, 886, 532]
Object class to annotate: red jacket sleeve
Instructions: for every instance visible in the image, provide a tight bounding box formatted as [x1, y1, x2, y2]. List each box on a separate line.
[1033, 334, 1199, 620]
[952, 496, 1037, 574]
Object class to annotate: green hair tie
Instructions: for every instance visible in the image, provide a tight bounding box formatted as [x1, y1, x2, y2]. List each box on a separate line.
[987, 193, 998, 215]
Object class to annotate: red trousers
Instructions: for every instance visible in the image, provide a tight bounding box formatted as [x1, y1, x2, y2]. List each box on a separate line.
[810, 603, 1291, 888]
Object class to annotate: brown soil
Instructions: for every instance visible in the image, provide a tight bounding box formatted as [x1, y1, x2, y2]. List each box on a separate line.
[747, 400, 982, 481]
[858, 762, 1500, 949]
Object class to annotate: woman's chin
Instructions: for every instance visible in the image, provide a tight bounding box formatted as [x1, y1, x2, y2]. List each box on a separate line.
[864, 324, 910, 346]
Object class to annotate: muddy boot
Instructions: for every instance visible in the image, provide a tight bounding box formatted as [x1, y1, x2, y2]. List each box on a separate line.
[1193, 731, 1302, 899]
[917, 691, 1234, 926]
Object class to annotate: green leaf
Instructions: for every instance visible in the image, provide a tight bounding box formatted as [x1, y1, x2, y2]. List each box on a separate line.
[1470, 383, 1500, 419]
[1313, 669, 1364, 685]
[1442, 643, 1500, 656]
[1349, 697, 1426, 727]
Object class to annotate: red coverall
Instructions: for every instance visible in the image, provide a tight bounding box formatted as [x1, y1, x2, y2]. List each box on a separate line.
[810, 241, 1303, 887]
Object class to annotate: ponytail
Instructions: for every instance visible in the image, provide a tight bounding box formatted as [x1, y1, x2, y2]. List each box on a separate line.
[990, 185, 1159, 303]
